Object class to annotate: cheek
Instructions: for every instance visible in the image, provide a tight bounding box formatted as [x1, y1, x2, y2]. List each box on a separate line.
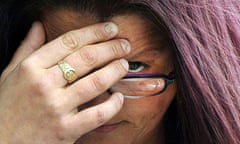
[122, 83, 176, 130]
[152, 57, 174, 74]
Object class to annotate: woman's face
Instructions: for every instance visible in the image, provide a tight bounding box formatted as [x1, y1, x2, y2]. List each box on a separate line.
[43, 9, 176, 144]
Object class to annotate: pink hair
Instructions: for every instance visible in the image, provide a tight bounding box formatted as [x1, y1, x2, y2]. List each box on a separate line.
[148, 0, 240, 143]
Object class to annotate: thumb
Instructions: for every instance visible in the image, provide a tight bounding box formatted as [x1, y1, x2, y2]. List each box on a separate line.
[1, 21, 45, 81]
[12, 21, 46, 67]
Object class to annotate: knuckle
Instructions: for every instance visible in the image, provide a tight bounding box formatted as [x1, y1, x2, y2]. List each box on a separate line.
[46, 101, 63, 119]
[54, 118, 69, 141]
[18, 59, 34, 74]
[110, 41, 124, 57]
[30, 76, 52, 96]
[90, 74, 106, 91]
[79, 47, 97, 66]
[93, 28, 106, 41]
[32, 79, 47, 93]
[95, 108, 106, 125]
[61, 31, 79, 51]
[55, 132, 66, 142]
[115, 61, 128, 75]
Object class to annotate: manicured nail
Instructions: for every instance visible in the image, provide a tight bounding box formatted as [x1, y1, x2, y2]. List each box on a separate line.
[120, 59, 129, 71]
[121, 40, 131, 54]
[104, 22, 118, 36]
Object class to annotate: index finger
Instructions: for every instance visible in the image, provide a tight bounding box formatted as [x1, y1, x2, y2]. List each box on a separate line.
[28, 22, 119, 68]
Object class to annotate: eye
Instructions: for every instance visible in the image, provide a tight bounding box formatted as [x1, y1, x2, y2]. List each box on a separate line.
[128, 61, 148, 73]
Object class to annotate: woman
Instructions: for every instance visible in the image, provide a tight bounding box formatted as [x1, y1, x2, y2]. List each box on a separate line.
[0, 0, 240, 144]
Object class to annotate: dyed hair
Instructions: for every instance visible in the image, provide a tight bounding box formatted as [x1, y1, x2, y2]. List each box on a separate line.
[1, 0, 240, 144]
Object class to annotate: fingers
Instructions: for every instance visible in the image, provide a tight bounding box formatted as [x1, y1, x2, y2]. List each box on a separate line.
[0, 22, 45, 82]
[61, 59, 128, 110]
[48, 39, 131, 86]
[29, 22, 119, 68]
[0, 22, 128, 142]
[67, 92, 124, 137]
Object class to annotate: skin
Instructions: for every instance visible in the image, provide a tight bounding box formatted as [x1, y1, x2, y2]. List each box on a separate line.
[0, 12, 130, 144]
[43, 9, 177, 144]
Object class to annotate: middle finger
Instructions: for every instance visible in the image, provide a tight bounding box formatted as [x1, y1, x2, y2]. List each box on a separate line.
[48, 39, 131, 87]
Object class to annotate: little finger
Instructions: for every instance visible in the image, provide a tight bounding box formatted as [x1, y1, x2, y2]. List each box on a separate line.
[63, 59, 128, 110]
[66, 92, 124, 137]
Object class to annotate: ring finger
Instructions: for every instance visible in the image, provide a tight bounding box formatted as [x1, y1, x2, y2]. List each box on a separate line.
[47, 39, 131, 87]
[59, 59, 129, 111]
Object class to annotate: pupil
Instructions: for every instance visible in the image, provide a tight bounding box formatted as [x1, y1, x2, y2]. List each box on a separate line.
[129, 62, 142, 70]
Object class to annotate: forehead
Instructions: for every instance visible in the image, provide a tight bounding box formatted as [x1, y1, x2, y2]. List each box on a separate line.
[42, 9, 173, 74]
[42, 9, 167, 55]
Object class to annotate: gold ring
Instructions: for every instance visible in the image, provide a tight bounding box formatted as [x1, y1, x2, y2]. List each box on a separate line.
[58, 61, 77, 83]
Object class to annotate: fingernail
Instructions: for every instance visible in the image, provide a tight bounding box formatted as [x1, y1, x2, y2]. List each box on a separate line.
[104, 22, 118, 36]
[121, 40, 131, 54]
[120, 59, 129, 71]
